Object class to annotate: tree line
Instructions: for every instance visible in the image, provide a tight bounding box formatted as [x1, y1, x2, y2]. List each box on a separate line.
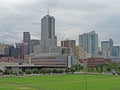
[87, 63, 120, 75]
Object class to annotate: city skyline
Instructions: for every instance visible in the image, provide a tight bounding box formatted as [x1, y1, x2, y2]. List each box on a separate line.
[0, 0, 120, 46]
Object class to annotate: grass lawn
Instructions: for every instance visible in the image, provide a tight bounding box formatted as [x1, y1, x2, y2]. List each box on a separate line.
[0, 74, 120, 90]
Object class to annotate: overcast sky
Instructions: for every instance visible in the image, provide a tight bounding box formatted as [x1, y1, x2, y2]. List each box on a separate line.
[0, 0, 120, 46]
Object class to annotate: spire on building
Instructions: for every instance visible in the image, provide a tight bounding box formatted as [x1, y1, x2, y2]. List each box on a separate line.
[47, 9, 49, 15]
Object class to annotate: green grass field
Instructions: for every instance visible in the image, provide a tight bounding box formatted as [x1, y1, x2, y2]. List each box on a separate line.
[0, 74, 120, 90]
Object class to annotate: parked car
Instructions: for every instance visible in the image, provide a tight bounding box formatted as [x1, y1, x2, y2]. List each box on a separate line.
[111, 69, 116, 75]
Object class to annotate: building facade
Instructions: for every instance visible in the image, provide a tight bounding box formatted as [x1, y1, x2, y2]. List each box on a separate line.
[23, 32, 31, 54]
[0, 44, 10, 55]
[40, 15, 57, 53]
[61, 39, 76, 55]
[5, 46, 21, 58]
[101, 39, 113, 57]
[29, 39, 40, 53]
[111, 46, 120, 57]
[23, 32, 31, 43]
[79, 31, 98, 57]
[16, 43, 29, 59]
[75, 45, 86, 59]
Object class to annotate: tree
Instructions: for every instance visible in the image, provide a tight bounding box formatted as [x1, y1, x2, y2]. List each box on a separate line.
[25, 69, 32, 74]
[18, 71, 24, 76]
[83, 66, 88, 72]
[40, 69, 47, 74]
[53, 69, 58, 73]
[65, 68, 71, 74]
[71, 68, 76, 74]
[103, 66, 107, 72]
[96, 66, 102, 73]
[32, 69, 39, 74]
[59, 70, 64, 73]
[3, 69, 12, 75]
[0, 70, 3, 75]
[46, 69, 53, 74]
[72, 64, 81, 71]
[95, 62, 120, 74]
[93, 68, 97, 72]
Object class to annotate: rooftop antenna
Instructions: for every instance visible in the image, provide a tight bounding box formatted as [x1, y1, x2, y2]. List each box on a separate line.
[47, 8, 49, 15]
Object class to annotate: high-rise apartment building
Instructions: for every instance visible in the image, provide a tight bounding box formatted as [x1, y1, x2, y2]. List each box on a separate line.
[40, 15, 57, 53]
[101, 39, 113, 57]
[79, 31, 98, 57]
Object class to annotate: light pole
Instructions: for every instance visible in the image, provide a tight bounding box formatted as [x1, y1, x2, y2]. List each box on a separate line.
[85, 74, 88, 90]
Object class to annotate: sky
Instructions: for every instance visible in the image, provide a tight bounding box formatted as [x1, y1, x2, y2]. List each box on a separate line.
[0, 0, 120, 46]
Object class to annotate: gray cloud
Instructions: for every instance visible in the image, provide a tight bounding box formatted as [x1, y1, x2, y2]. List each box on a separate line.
[0, 0, 120, 46]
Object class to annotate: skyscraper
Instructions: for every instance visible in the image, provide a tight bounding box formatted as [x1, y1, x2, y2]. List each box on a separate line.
[40, 14, 57, 53]
[23, 32, 31, 54]
[79, 31, 98, 57]
[111, 46, 120, 57]
[23, 32, 31, 43]
[101, 39, 113, 57]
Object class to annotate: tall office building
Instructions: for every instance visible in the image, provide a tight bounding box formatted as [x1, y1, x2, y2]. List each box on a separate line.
[16, 43, 29, 59]
[0, 44, 9, 55]
[79, 31, 98, 57]
[111, 46, 120, 57]
[29, 39, 40, 53]
[101, 39, 113, 57]
[23, 32, 31, 43]
[40, 14, 57, 53]
[23, 32, 31, 54]
[5, 46, 21, 58]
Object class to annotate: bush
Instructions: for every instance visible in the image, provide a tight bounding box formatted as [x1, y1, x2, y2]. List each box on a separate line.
[117, 72, 120, 75]
[12, 72, 17, 75]
[53, 69, 58, 73]
[3, 69, 12, 75]
[18, 71, 24, 76]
